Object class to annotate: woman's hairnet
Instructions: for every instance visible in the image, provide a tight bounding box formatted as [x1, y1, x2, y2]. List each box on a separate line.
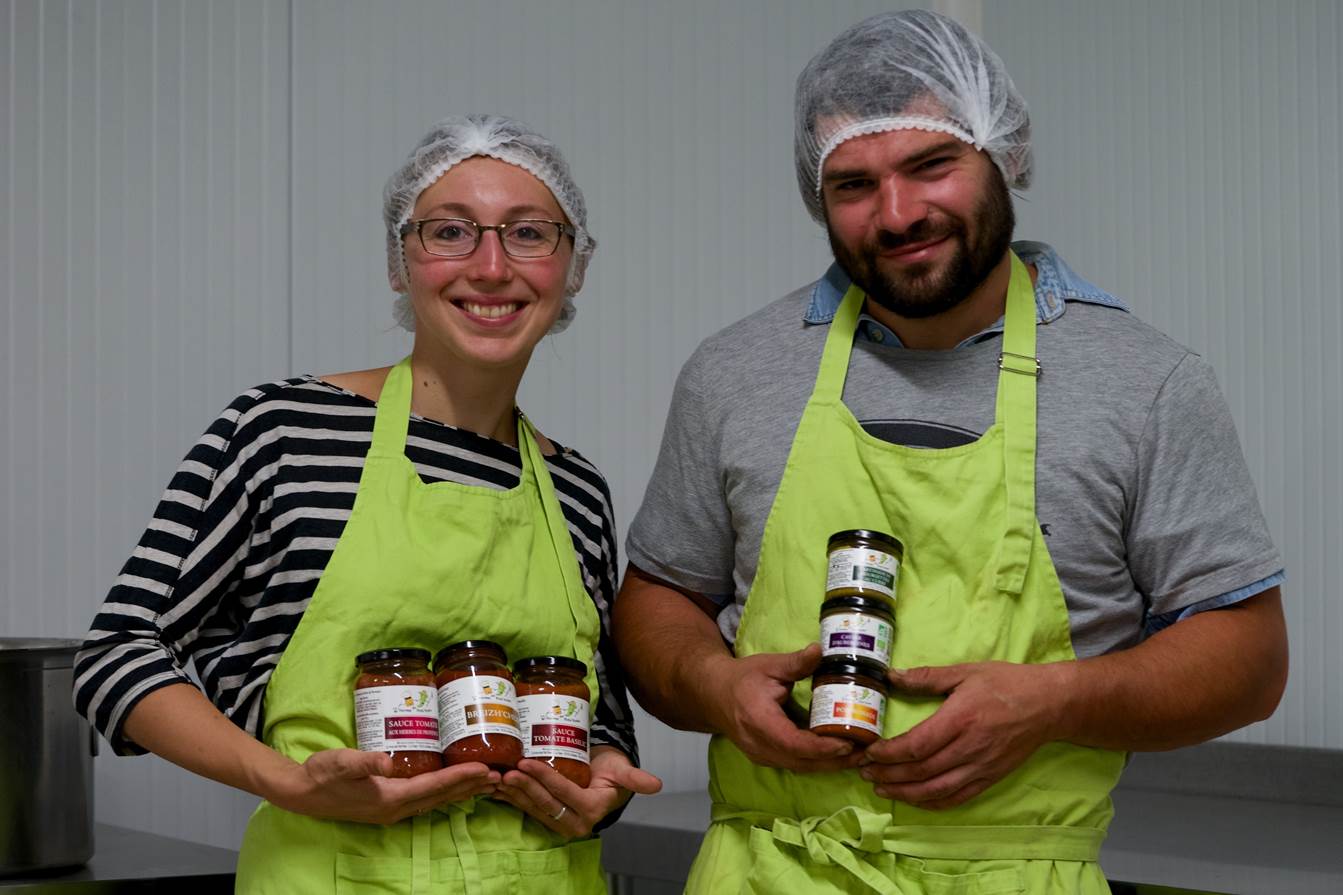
[383, 114, 595, 334]
[795, 9, 1032, 223]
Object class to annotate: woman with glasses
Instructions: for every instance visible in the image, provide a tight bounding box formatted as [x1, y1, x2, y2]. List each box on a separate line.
[75, 115, 660, 894]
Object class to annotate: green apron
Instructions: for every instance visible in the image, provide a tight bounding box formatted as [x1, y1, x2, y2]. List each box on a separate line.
[234, 357, 605, 895]
[686, 253, 1127, 894]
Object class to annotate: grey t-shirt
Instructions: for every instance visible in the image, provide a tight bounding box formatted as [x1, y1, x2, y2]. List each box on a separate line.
[626, 256, 1281, 659]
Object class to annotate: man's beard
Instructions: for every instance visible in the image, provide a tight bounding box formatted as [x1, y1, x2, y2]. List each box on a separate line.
[828, 172, 1015, 320]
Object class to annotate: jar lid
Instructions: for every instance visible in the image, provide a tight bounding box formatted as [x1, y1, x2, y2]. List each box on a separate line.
[433, 640, 507, 668]
[820, 595, 895, 617]
[828, 529, 903, 552]
[513, 655, 588, 676]
[355, 647, 432, 666]
[815, 656, 889, 689]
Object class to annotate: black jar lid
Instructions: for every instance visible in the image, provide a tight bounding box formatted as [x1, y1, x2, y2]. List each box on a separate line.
[433, 640, 507, 669]
[513, 655, 588, 676]
[814, 656, 889, 692]
[828, 529, 903, 552]
[355, 647, 432, 666]
[820, 595, 895, 618]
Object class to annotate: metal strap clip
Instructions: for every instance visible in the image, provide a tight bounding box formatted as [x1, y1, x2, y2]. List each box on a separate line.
[998, 351, 1042, 378]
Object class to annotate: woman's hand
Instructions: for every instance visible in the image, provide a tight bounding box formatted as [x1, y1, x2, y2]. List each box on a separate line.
[494, 745, 662, 838]
[268, 748, 500, 824]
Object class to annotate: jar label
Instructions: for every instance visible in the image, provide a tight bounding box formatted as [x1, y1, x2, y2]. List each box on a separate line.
[826, 547, 899, 599]
[820, 611, 894, 665]
[438, 675, 521, 747]
[809, 682, 885, 736]
[517, 694, 590, 764]
[354, 685, 441, 753]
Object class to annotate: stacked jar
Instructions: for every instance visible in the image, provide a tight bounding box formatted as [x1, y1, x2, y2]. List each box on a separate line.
[809, 530, 904, 745]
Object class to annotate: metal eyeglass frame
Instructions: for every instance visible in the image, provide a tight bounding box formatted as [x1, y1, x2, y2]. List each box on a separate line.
[399, 217, 576, 259]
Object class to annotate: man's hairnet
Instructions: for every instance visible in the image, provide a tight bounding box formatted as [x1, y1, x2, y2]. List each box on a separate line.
[383, 114, 595, 334]
[795, 9, 1032, 223]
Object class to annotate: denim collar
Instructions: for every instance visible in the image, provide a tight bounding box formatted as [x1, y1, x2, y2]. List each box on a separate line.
[803, 240, 1128, 349]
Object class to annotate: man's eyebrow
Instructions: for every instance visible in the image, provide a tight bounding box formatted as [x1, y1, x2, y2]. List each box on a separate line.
[901, 139, 966, 167]
[822, 168, 872, 185]
[822, 139, 968, 186]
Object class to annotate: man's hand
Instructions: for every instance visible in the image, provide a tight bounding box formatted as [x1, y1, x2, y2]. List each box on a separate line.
[267, 749, 501, 824]
[709, 642, 860, 773]
[495, 746, 663, 838]
[860, 661, 1066, 810]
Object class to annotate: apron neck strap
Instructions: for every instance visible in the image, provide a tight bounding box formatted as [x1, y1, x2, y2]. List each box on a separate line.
[993, 251, 1040, 595]
[813, 283, 865, 403]
[370, 357, 416, 456]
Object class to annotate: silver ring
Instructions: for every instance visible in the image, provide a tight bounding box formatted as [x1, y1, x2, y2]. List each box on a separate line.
[550, 805, 567, 821]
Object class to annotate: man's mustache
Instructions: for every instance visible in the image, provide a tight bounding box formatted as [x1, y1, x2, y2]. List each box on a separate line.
[873, 220, 961, 251]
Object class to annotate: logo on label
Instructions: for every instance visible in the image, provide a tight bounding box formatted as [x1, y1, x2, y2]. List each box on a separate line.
[395, 689, 433, 711]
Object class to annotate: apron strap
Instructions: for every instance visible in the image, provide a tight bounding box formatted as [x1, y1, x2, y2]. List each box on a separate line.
[412, 812, 433, 893]
[448, 808, 484, 895]
[370, 356, 415, 458]
[518, 413, 584, 614]
[992, 252, 1040, 595]
[812, 284, 865, 404]
[712, 802, 1103, 864]
[517, 412, 603, 690]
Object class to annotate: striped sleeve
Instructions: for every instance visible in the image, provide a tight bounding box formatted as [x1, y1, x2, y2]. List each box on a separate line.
[73, 385, 276, 755]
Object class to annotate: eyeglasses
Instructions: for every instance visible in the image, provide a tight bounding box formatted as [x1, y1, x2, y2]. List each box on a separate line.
[400, 217, 575, 259]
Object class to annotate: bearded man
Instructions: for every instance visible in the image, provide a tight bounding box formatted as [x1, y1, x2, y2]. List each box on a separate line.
[613, 10, 1286, 894]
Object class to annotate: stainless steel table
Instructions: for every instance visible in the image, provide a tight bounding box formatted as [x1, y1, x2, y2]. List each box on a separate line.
[0, 824, 236, 894]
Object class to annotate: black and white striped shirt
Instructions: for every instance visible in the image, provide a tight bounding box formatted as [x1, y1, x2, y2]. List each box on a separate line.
[74, 376, 637, 761]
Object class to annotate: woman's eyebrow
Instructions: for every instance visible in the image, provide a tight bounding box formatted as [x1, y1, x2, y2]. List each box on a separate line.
[419, 201, 556, 218]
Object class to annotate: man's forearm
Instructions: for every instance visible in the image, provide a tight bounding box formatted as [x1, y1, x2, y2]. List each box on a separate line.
[612, 564, 734, 734]
[1051, 587, 1287, 751]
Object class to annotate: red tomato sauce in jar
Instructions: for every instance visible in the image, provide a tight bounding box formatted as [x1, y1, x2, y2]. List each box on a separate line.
[353, 648, 444, 777]
[514, 656, 592, 787]
[433, 640, 522, 772]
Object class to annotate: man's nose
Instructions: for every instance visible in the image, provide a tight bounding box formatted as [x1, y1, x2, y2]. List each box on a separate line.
[875, 177, 925, 235]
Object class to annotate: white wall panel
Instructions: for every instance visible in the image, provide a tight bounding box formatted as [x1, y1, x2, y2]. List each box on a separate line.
[982, 0, 1342, 750]
[3, 0, 289, 849]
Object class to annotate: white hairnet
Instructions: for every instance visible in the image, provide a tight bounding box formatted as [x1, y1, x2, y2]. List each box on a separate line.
[795, 9, 1032, 223]
[383, 114, 595, 334]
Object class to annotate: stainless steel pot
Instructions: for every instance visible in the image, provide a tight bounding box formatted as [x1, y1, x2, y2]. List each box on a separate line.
[0, 637, 96, 875]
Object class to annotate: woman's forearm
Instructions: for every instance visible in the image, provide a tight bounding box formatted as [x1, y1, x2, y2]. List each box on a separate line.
[121, 682, 299, 801]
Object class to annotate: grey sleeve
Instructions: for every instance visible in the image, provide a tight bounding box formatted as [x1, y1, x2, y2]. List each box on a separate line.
[1126, 353, 1283, 617]
[626, 344, 736, 600]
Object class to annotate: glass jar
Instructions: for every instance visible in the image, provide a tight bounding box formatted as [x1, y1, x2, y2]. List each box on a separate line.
[433, 640, 522, 772]
[825, 529, 903, 601]
[354, 648, 444, 777]
[808, 657, 888, 745]
[819, 595, 895, 667]
[514, 656, 592, 787]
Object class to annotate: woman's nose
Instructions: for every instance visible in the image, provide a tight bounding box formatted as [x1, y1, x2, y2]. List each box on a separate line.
[467, 230, 513, 282]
